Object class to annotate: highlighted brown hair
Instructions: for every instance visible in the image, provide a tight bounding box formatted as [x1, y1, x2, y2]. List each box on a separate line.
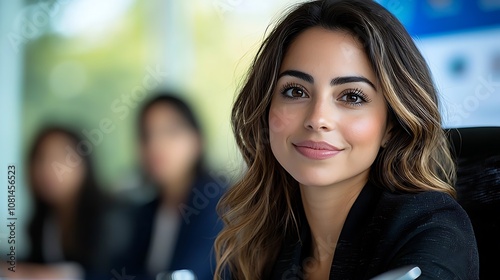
[215, 0, 455, 278]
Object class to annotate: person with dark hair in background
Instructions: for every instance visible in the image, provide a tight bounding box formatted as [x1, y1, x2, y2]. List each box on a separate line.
[4, 126, 114, 279]
[119, 93, 225, 280]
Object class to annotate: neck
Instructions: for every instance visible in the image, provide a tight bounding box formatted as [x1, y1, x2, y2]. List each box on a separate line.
[52, 194, 78, 225]
[300, 172, 368, 262]
[160, 172, 196, 206]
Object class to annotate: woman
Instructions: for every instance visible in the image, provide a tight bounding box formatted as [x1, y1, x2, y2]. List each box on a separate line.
[215, 0, 479, 279]
[122, 94, 224, 280]
[21, 126, 111, 279]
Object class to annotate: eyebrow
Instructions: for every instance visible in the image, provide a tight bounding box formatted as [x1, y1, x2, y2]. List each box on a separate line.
[278, 69, 376, 90]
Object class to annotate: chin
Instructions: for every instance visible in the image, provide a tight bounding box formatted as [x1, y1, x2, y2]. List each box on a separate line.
[286, 165, 344, 188]
[295, 178, 341, 188]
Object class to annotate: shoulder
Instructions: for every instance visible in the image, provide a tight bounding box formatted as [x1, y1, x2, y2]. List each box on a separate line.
[194, 171, 228, 200]
[374, 190, 476, 248]
[371, 189, 479, 279]
[376, 190, 472, 231]
[379, 190, 465, 217]
[381, 188, 455, 207]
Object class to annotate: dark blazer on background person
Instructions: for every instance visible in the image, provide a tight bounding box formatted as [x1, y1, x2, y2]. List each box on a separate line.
[121, 173, 224, 280]
[271, 182, 479, 280]
[26, 201, 120, 280]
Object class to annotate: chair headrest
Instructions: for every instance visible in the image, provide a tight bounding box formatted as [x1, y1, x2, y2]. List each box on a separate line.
[446, 127, 500, 159]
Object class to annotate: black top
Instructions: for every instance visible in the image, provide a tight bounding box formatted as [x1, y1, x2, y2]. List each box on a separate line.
[25, 202, 116, 280]
[271, 182, 479, 279]
[118, 173, 224, 280]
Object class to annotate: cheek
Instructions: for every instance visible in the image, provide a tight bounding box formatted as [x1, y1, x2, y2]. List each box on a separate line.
[269, 104, 292, 134]
[36, 161, 62, 187]
[63, 166, 86, 192]
[165, 135, 199, 167]
[343, 111, 387, 150]
[268, 101, 302, 140]
[179, 136, 200, 163]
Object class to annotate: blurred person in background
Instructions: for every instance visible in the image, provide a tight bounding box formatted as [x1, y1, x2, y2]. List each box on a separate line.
[3, 126, 116, 279]
[119, 93, 225, 280]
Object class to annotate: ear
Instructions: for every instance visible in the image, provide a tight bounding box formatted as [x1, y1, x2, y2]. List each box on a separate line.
[381, 122, 393, 148]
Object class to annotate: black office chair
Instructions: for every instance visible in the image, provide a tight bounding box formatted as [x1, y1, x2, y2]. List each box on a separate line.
[447, 127, 500, 279]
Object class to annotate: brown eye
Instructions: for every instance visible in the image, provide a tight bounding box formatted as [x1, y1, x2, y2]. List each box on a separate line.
[344, 93, 361, 103]
[338, 89, 368, 106]
[283, 87, 307, 99]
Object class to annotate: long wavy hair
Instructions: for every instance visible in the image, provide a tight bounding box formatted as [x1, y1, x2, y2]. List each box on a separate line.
[27, 126, 108, 268]
[215, 0, 456, 279]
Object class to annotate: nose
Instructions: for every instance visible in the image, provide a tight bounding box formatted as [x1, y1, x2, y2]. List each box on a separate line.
[303, 97, 335, 132]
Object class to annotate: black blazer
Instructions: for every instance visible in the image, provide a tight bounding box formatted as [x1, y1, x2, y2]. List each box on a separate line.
[26, 202, 115, 280]
[120, 174, 224, 280]
[271, 182, 479, 279]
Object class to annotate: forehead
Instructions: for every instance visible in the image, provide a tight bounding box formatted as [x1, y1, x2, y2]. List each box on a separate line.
[40, 132, 73, 148]
[280, 27, 376, 84]
[145, 103, 182, 122]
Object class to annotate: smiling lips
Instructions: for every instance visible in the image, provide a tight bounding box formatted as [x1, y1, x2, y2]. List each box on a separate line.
[293, 140, 343, 160]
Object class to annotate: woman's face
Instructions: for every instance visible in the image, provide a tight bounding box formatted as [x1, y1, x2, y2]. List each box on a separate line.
[31, 133, 86, 205]
[141, 103, 201, 186]
[269, 27, 390, 189]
